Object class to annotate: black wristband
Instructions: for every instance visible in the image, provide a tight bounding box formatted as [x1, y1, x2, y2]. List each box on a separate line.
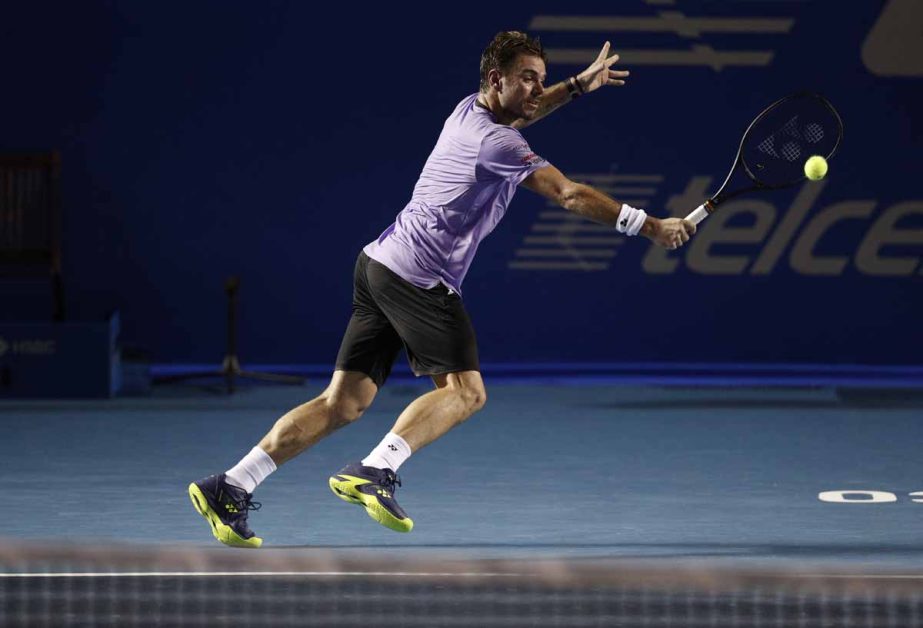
[566, 76, 581, 99]
[573, 76, 586, 94]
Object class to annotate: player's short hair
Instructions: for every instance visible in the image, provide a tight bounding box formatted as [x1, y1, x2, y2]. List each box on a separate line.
[479, 31, 547, 92]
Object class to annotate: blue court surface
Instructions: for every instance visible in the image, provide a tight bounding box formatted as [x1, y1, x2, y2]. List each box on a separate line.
[3, 379, 923, 569]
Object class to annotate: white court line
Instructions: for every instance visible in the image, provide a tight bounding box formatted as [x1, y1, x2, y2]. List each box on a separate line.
[793, 575, 923, 580]
[3, 572, 923, 580]
[0, 571, 525, 578]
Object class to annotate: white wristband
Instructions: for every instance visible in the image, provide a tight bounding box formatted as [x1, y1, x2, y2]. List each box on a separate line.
[615, 204, 647, 236]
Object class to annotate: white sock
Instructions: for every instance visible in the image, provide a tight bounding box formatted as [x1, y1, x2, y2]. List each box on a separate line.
[361, 432, 412, 471]
[225, 446, 277, 493]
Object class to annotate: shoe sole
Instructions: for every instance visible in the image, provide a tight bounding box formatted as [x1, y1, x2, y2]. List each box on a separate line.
[188, 483, 263, 549]
[328, 475, 413, 533]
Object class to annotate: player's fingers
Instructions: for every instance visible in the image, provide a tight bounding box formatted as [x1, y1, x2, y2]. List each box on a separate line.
[610, 70, 630, 78]
[596, 41, 611, 62]
[605, 53, 620, 66]
[607, 79, 626, 86]
[682, 219, 697, 235]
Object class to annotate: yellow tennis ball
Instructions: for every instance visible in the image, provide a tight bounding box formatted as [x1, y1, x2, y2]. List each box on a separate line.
[804, 155, 828, 181]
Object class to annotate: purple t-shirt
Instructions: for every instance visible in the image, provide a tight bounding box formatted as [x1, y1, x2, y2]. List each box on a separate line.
[363, 93, 550, 296]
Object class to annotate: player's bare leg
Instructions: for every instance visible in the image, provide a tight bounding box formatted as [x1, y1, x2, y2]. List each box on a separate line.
[189, 370, 377, 548]
[259, 370, 378, 465]
[329, 370, 486, 532]
[390, 370, 486, 451]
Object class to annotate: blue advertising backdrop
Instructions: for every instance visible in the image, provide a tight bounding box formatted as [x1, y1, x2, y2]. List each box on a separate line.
[1, 1, 920, 373]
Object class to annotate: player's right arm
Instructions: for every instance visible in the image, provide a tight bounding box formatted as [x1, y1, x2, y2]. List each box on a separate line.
[521, 165, 694, 249]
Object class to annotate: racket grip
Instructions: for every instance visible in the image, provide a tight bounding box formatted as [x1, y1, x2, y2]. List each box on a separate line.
[684, 204, 709, 225]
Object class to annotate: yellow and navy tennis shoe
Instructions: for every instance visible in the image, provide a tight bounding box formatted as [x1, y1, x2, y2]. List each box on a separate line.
[329, 463, 414, 533]
[188, 474, 263, 548]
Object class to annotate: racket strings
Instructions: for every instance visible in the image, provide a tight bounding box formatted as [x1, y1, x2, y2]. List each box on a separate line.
[757, 115, 827, 165]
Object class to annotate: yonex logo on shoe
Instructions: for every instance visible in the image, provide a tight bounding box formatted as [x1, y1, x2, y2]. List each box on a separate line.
[388, 445, 398, 451]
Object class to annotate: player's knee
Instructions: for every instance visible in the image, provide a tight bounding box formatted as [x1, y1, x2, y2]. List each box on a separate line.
[323, 393, 369, 426]
[472, 386, 487, 412]
[322, 371, 377, 426]
[459, 385, 487, 415]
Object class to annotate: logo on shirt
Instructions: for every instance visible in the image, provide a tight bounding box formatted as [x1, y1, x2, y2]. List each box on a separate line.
[517, 142, 542, 166]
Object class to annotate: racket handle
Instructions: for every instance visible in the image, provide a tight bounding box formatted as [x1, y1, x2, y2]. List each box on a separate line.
[684, 204, 710, 225]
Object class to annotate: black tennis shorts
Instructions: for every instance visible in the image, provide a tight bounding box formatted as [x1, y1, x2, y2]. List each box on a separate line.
[335, 251, 480, 388]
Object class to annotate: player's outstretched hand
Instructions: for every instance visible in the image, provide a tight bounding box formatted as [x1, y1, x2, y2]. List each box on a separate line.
[650, 217, 696, 250]
[575, 41, 630, 93]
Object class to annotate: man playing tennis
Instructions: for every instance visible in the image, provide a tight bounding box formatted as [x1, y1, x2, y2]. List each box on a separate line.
[189, 31, 695, 547]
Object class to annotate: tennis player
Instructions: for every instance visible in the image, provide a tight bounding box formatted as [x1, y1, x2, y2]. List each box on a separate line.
[189, 31, 695, 548]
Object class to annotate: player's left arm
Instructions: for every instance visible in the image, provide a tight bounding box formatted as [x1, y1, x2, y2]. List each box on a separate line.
[511, 42, 629, 130]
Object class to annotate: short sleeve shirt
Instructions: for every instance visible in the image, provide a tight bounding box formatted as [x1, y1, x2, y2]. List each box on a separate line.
[363, 93, 549, 296]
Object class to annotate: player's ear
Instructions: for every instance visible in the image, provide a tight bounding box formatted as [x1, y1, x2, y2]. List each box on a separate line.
[488, 68, 502, 92]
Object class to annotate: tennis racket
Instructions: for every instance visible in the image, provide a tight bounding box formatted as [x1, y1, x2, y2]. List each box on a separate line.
[685, 92, 843, 225]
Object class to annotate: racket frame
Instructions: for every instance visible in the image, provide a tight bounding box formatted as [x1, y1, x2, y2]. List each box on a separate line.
[688, 92, 843, 224]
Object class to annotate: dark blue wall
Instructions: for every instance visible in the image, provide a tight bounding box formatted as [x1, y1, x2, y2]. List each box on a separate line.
[2, 1, 920, 368]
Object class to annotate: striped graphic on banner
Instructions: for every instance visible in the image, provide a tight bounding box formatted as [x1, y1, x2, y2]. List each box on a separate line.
[510, 174, 663, 271]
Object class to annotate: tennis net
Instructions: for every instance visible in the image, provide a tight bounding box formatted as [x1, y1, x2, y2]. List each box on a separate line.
[2, 540, 922, 627]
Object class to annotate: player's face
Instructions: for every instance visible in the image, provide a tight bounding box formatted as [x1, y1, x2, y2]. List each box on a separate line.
[499, 54, 546, 120]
